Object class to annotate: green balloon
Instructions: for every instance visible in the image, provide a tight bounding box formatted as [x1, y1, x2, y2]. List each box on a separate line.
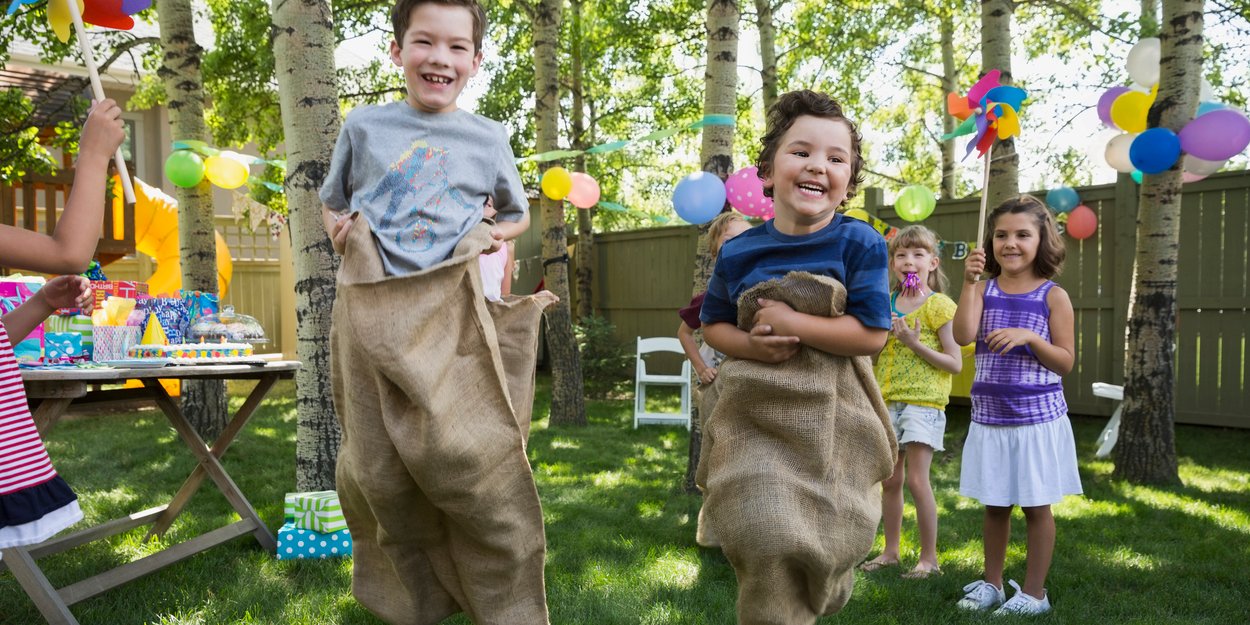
[165, 150, 205, 188]
[895, 185, 937, 222]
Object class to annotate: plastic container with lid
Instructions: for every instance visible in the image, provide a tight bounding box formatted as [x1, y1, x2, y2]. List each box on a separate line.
[186, 306, 268, 344]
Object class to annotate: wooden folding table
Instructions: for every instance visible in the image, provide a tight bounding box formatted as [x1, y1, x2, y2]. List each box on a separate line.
[1, 360, 300, 625]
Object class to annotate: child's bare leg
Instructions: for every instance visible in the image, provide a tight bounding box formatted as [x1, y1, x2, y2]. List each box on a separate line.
[1020, 505, 1055, 598]
[861, 454, 905, 570]
[902, 444, 939, 577]
[983, 505, 1012, 588]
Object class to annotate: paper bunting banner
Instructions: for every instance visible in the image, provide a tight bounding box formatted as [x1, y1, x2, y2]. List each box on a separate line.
[516, 114, 735, 164]
[172, 140, 286, 171]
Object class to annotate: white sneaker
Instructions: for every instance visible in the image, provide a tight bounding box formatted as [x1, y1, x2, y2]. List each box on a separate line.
[957, 579, 1006, 611]
[994, 580, 1052, 615]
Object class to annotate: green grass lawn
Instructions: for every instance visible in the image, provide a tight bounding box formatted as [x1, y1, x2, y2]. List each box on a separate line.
[2, 377, 1248, 624]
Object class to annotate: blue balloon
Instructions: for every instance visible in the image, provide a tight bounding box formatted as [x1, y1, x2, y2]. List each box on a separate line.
[1045, 186, 1080, 213]
[672, 172, 727, 224]
[1196, 101, 1227, 117]
[1129, 127, 1182, 174]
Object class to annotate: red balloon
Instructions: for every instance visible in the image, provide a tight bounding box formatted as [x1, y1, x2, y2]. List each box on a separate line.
[1066, 204, 1098, 240]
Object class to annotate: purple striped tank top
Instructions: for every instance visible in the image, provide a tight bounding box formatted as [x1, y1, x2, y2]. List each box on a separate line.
[971, 279, 1067, 426]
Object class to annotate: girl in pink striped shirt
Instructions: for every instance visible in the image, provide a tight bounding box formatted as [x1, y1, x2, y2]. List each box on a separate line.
[0, 99, 124, 549]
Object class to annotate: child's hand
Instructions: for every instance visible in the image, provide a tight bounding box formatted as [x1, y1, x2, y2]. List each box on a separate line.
[487, 227, 505, 253]
[37, 275, 92, 310]
[79, 99, 125, 163]
[891, 316, 922, 349]
[330, 212, 357, 255]
[985, 327, 1038, 353]
[963, 248, 986, 284]
[746, 323, 800, 363]
[752, 298, 796, 334]
[697, 366, 718, 384]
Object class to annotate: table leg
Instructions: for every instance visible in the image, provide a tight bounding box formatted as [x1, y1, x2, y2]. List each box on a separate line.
[145, 375, 278, 541]
[32, 398, 73, 436]
[0, 546, 80, 625]
[140, 378, 277, 552]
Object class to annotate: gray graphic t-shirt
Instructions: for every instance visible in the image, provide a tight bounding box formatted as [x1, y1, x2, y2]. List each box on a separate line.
[319, 102, 527, 275]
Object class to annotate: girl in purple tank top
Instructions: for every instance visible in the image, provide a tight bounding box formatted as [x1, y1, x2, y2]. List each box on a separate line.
[950, 195, 1083, 616]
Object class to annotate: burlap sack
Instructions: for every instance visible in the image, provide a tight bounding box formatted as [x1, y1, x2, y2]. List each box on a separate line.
[701, 271, 897, 625]
[331, 218, 549, 625]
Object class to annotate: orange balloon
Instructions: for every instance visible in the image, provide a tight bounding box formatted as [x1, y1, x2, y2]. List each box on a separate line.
[1066, 204, 1098, 240]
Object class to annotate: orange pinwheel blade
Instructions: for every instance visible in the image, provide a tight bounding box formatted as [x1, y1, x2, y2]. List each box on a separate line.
[947, 92, 972, 120]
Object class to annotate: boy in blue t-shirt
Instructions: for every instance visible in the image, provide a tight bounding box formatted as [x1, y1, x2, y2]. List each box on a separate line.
[317, 2, 549, 623]
[698, 90, 894, 623]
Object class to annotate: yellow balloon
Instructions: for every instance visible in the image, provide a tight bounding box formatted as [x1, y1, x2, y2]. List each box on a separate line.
[541, 166, 573, 200]
[204, 153, 249, 189]
[1109, 90, 1154, 134]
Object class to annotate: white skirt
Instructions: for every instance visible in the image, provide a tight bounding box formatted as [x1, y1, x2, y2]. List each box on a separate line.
[960, 416, 1083, 507]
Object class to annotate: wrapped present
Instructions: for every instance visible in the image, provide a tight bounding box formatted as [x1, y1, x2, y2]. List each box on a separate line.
[57, 280, 149, 315]
[180, 289, 219, 322]
[137, 298, 190, 344]
[44, 314, 94, 358]
[45, 333, 85, 362]
[284, 490, 347, 534]
[276, 521, 352, 560]
[92, 326, 140, 362]
[0, 277, 46, 362]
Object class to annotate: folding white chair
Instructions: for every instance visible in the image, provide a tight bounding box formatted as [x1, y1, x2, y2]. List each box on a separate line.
[1092, 382, 1124, 458]
[633, 336, 692, 429]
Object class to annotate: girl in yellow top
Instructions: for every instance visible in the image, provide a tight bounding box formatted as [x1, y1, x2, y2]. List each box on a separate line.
[862, 225, 962, 578]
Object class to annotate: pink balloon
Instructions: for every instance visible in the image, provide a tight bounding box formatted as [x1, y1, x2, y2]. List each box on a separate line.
[1179, 108, 1250, 161]
[724, 166, 774, 218]
[1066, 204, 1098, 240]
[1181, 171, 1207, 183]
[1098, 86, 1130, 128]
[567, 172, 601, 209]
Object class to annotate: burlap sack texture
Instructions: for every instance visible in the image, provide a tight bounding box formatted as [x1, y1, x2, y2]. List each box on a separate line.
[331, 217, 550, 625]
[698, 271, 898, 625]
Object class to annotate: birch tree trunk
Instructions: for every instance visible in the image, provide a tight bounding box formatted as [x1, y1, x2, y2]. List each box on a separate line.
[156, 0, 226, 440]
[271, 0, 343, 491]
[1113, 0, 1201, 485]
[684, 0, 738, 494]
[754, 0, 777, 112]
[980, 0, 1018, 208]
[571, 0, 595, 320]
[534, 0, 586, 426]
[940, 12, 957, 199]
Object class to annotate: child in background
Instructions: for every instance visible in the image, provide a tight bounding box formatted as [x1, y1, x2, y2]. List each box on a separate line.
[698, 90, 896, 623]
[319, 0, 549, 621]
[0, 100, 125, 549]
[861, 225, 961, 579]
[952, 195, 1081, 616]
[677, 211, 751, 385]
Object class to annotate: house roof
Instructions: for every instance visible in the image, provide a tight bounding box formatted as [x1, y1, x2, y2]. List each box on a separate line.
[0, 64, 92, 126]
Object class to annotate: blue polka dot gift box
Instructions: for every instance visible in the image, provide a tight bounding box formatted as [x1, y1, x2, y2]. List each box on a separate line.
[276, 521, 352, 560]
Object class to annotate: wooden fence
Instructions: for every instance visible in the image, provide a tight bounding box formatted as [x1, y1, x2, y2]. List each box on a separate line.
[587, 170, 1250, 429]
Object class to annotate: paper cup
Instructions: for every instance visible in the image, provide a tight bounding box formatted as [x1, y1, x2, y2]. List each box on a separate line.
[92, 326, 140, 362]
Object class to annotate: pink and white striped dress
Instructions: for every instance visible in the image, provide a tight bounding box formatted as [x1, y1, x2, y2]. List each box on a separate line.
[0, 322, 81, 549]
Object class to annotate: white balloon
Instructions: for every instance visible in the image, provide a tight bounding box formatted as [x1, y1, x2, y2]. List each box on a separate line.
[1126, 38, 1161, 88]
[1105, 133, 1138, 173]
[1182, 154, 1225, 176]
[1088, 129, 1122, 165]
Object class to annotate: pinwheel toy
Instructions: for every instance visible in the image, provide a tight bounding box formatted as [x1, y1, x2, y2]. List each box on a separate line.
[6, 0, 152, 202]
[942, 69, 1029, 247]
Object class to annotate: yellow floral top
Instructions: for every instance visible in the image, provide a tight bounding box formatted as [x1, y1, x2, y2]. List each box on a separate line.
[874, 292, 958, 409]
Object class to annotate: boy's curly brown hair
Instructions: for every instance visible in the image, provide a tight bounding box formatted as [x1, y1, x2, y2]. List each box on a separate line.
[391, 0, 486, 53]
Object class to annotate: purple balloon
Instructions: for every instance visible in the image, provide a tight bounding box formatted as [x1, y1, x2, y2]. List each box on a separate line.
[1098, 87, 1131, 129]
[1179, 108, 1250, 161]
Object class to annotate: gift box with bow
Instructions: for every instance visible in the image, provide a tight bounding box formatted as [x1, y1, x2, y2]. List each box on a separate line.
[283, 490, 347, 534]
[276, 522, 352, 560]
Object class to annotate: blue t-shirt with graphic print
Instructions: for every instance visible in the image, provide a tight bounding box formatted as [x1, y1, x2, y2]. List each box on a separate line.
[319, 102, 527, 276]
[700, 214, 891, 332]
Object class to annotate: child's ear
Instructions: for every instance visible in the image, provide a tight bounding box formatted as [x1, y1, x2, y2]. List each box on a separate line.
[389, 40, 403, 67]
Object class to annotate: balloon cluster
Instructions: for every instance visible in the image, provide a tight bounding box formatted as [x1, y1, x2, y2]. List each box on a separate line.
[1098, 38, 1250, 180]
[7, 0, 152, 41]
[669, 166, 775, 225]
[943, 69, 1028, 160]
[539, 166, 601, 209]
[1045, 186, 1097, 240]
[165, 149, 255, 189]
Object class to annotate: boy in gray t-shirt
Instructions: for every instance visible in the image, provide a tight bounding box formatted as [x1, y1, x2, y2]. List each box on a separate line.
[318, 1, 551, 623]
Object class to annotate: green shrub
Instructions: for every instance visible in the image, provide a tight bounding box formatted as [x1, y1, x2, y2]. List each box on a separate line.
[574, 315, 633, 398]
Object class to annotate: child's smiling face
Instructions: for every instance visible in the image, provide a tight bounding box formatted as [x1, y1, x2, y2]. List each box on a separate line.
[992, 212, 1042, 277]
[390, 3, 482, 114]
[761, 115, 855, 235]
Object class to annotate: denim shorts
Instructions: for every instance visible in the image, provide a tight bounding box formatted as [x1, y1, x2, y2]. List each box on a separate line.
[887, 402, 946, 452]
